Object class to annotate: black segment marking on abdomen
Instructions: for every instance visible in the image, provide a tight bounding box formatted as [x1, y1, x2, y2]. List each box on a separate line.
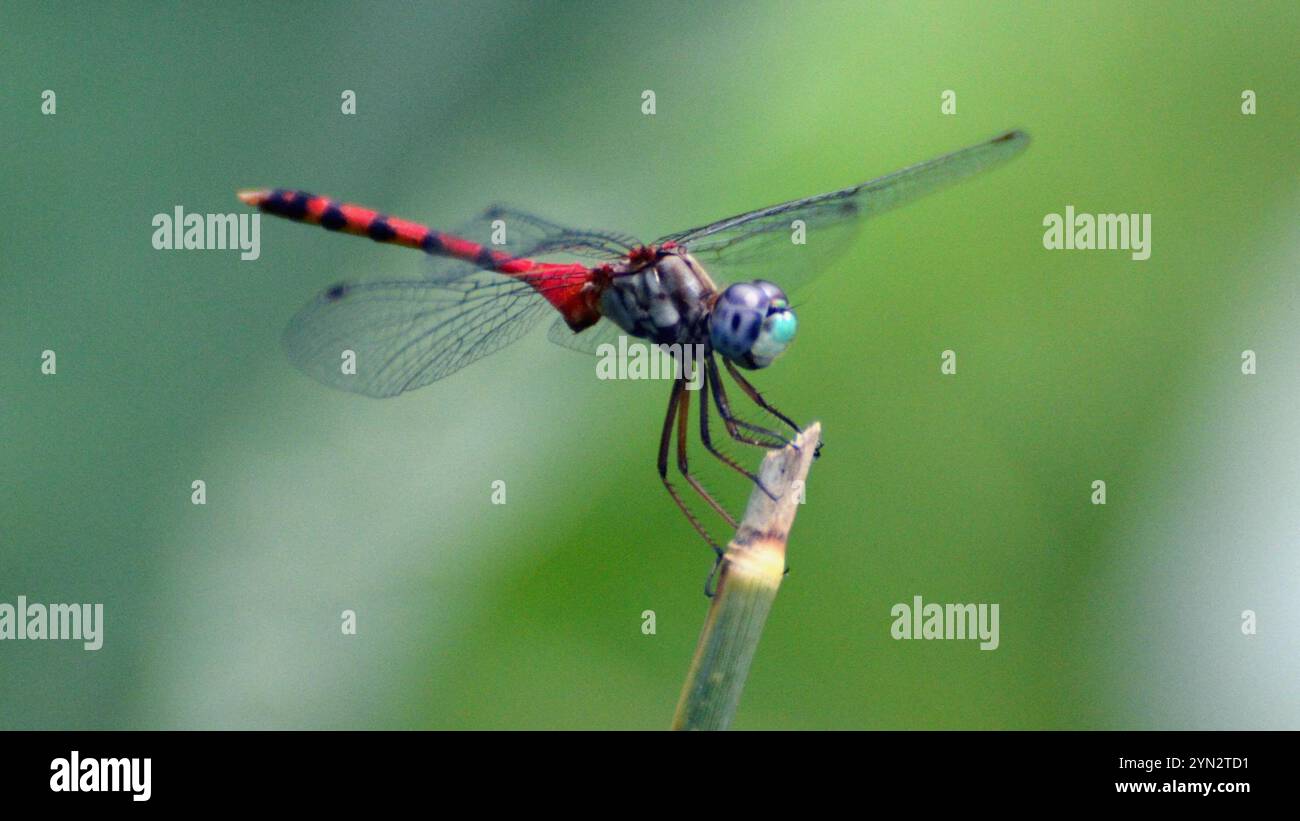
[321, 206, 346, 231]
[367, 217, 396, 242]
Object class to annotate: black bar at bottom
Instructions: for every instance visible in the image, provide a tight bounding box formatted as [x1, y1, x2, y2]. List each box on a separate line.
[0, 730, 1282, 807]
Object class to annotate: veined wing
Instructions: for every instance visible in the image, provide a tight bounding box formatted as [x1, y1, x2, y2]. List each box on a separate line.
[433, 207, 649, 357]
[547, 315, 632, 355]
[417, 206, 646, 357]
[426, 204, 637, 283]
[657, 130, 1030, 292]
[283, 267, 593, 397]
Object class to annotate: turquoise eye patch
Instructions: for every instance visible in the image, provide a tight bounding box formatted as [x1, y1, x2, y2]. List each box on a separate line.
[767, 310, 797, 344]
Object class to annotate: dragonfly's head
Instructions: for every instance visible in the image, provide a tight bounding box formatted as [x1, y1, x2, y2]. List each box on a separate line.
[710, 280, 797, 369]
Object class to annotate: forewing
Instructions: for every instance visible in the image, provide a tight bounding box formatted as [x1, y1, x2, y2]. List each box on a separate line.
[658, 130, 1030, 292]
[425, 204, 636, 282]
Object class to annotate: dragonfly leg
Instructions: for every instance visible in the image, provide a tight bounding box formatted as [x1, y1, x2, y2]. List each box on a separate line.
[658, 378, 726, 557]
[676, 385, 739, 530]
[706, 355, 793, 450]
[699, 369, 780, 501]
[723, 358, 801, 433]
[724, 358, 821, 459]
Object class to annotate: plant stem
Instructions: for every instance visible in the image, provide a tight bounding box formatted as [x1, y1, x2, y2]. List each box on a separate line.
[671, 422, 821, 731]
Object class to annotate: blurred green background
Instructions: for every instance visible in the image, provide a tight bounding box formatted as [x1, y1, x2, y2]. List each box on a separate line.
[2, 1, 1297, 729]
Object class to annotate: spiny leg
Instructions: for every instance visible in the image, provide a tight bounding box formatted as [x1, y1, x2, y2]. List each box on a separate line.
[706, 355, 792, 450]
[676, 386, 737, 598]
[676, 385, 738, 529]
[723, 357, 801, 434]
[657, 377, 724, 555]
[698, 371, 779, 502]
[724, 357, 821, 458]
[708, 355, 792, 447]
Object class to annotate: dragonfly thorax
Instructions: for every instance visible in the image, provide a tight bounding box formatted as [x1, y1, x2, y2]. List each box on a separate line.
[599, 250, 717, 347]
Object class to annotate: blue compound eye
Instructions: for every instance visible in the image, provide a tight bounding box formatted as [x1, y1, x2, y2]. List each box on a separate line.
[710, 280, 797, 369]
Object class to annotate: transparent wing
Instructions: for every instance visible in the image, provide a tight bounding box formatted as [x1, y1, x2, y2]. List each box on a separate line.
[657, 130, 1030, 292]
[426, 204, 637, 283]
[283, 269, 591, 397]
[449, 208, 645, 357]
[547, 315, 631, 356]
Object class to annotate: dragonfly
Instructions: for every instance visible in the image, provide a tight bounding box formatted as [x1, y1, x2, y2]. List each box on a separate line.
[240, 129, 1029, 587]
